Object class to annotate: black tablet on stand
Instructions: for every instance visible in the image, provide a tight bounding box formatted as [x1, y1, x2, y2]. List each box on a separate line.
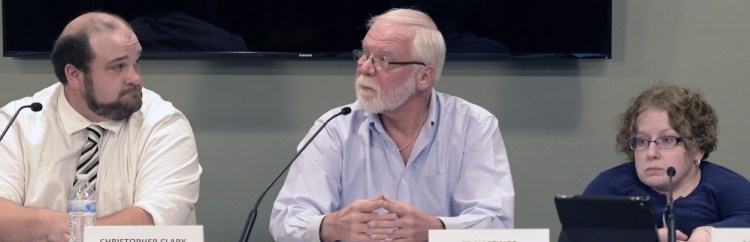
[554, 195, 660, 242]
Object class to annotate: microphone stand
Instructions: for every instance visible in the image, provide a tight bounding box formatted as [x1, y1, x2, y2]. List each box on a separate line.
[667, 167, 676, 242]
[239, 107, 351, 242]
[0, 102, 43, 142]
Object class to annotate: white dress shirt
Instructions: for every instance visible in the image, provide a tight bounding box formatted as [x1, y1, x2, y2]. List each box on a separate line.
[270, 90, 515, 241]
[0, 83, 201, 225]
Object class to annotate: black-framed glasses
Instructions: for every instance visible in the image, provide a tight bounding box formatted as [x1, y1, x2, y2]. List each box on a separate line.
[353, 49, 426, 71]
[628, 136, 683, 151]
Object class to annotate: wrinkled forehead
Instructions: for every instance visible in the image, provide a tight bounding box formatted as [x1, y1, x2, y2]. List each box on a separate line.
[362, 21, 415, 56]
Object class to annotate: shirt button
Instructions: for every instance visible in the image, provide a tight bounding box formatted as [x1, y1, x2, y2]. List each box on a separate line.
[401, 179, 406, 185]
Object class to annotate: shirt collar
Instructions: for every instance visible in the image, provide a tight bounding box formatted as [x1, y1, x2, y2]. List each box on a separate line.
[427, 90, 438, 127]
[57, 88, 125, 135]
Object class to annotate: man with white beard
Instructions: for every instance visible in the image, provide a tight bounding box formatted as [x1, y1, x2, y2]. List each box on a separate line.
[271, 8, 514, 242]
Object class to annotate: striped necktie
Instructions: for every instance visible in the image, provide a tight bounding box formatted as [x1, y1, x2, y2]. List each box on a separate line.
[74, 125, 104, 190]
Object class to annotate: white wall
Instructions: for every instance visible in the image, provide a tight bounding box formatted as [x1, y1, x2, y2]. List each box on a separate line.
[1, 1, 749, 241]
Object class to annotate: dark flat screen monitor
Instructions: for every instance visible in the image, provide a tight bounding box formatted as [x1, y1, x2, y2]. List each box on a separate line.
[554, 195, 659, 242]
[3, 1, 612, 60]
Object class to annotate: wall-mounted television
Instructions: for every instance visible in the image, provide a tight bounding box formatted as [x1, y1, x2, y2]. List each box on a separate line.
[3, 0, 611, 60]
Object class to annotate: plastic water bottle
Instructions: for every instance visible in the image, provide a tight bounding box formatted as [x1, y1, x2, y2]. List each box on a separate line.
[68, 174, 97, 242]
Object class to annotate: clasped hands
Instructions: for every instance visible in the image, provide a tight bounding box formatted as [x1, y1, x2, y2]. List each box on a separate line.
[320, 195, 444, 242]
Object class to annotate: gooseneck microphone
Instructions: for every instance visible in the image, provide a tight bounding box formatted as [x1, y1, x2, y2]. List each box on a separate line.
[0, 102, 43, 142]
[239, 107, 352, 242]
[666, 166, 676, 242]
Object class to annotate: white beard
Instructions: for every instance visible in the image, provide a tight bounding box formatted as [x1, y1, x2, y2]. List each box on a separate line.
[355, 74, 416, 113]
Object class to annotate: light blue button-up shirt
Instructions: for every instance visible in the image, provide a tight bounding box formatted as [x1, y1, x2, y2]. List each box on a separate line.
[270, 90, 514, 241]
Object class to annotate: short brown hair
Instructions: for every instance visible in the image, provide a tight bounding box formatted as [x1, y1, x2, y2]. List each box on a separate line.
[51, 11, 132, 84]
[615, 84, 718, 160]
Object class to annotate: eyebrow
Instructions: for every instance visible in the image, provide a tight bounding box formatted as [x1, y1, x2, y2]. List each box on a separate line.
[105, 51, 141, 66]
[360, 42, 394, 55]
[106, 56, 129, 66]
[368, 49, 395, 58]
[635, 130, 680, 137]
[379, 49, 394, 56]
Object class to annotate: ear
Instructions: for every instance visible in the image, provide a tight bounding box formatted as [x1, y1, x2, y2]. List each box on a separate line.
[64, 64, 84, 89]
[693, 150, 705, 164]
[415, 65, 435, 91]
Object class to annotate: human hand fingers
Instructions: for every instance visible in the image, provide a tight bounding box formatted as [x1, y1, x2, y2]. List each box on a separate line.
[322, 210, 374, 242]
[381, 196, 404, 210]
[369, 211, 398, 221]
[675, 230, 689, 241]
[351, 196, 386, 213]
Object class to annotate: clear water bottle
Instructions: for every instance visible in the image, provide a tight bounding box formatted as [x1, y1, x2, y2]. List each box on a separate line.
[68, 174, 97, 242]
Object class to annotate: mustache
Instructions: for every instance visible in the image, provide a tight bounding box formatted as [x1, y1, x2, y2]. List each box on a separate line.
[121, 85, 143, 96]
[356, 75, 380, 92]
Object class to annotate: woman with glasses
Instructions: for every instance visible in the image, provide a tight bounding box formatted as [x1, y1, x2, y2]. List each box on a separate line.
[583, 84, 750, 242]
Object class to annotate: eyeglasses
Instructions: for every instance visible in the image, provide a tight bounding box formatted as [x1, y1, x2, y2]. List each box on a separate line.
[628, 136, 683, 151]
[353, 49, 426, 71]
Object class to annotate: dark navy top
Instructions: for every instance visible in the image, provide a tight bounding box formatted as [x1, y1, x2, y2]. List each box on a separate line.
[584, 161, 750, 235]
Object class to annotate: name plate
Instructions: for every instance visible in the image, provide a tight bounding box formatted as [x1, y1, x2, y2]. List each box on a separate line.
[83, 225, 204, 242]
[712, 228, 750, 242]
[429, 229, 549, 242]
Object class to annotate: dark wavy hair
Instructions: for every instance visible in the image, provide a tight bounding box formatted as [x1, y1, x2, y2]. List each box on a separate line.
[615, 84, 718, 161]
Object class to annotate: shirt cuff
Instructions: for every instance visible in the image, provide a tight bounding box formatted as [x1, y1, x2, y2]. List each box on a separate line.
[438, 216, 464, 229]
[307, 214, 326, 242]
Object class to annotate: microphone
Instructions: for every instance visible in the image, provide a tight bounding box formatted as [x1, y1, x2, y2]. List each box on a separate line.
[0, 102, 43, 142]
[239, 106, 352, 242]
[666, 166, 676, 242]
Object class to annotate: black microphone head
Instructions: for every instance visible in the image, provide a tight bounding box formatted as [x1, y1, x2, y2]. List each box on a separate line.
[30, 102, 43, 112]
[340, 107, 352, 115]
[667, 166, 676, 177]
